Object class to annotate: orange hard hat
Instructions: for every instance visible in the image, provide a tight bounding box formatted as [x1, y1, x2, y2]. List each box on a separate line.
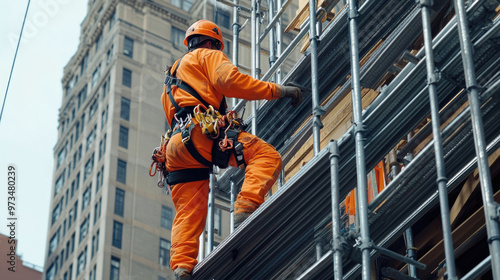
[184, 20, 224, 51]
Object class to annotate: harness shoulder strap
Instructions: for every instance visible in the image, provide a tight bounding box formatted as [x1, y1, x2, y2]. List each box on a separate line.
[166, 55, 227, 117]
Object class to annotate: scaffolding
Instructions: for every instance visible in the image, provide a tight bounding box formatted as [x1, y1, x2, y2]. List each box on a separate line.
[196, 0, 500, 278]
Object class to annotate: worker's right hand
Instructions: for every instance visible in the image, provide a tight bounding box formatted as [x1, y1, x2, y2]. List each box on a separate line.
[279, 85, 303, 107]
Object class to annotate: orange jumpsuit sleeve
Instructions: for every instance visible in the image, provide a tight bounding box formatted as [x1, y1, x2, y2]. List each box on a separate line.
[201, 50, 281, 100]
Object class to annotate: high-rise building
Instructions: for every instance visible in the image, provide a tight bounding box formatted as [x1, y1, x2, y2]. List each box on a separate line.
[43, 0, 298, 279]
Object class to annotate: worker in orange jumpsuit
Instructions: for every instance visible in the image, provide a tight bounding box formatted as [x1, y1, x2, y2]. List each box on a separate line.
[161, 20, 302, 280]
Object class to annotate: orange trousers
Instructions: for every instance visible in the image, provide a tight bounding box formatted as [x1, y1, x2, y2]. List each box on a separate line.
[166, 125, 282, 272]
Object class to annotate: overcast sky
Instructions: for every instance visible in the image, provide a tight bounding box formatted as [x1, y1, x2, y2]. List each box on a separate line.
[0, 0, 87, 270]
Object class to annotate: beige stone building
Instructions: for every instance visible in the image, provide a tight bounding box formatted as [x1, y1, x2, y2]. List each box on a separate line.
[43, 0, 299, 279]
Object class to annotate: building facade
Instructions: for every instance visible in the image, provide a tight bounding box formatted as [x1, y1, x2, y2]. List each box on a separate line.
[43, 0, 298, 279]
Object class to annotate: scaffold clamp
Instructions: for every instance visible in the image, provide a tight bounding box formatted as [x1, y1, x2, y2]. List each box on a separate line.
[417, 0, 433, 7]
[328, 140, 339, 158]
[354, 237, 373, 251]
[348, 7, 359, 20]
[353, 121, 367, 135]
[489, 202, 500, 222]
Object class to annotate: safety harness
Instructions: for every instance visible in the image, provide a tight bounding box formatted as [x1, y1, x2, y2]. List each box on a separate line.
[150, 55, 246, 192]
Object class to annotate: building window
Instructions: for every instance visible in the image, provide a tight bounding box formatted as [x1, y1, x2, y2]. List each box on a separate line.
[65, 241, 70, 260]
[99, 134, 107, 160]
[86, 127, 96, 151]
[119, 126, 129, 148]
[82, 185, 91, 211]
[54, 170, 65, 197]
[76, 246, 87, 276]
[94, 201, 99, 224]
[79, 216, 89, 243]
[52, 203, 61, 225]
[81, 113, 86, 136]
[89, 99, 98, 119]
[80, 52, 89, 75]
[159, 238, 170, 267]
[84, 153, 95, 181]
[172, 27, 184, 48]
[77, 86, 88, 109]
[57, 146, 66, 168]
[107, 45, 114, 65]
[122, 68, 132, 88]
[117, 159, 127, 184]
[73, 201, 78, 223]
[91, 64, 101, 88]
[120, 97, 130, 121]
[71, 233, 76, 254]
[92, 264, 97, 280]
[216, 10, 231, 29]
[77, 144, 82, 163]
[48, 228, 60, 256]
[112, 221, 123, 249]
[123, 36, 133, 58]
[110, 256, 120, 280]
[161, 206, 173, 230]
[46, 262, 56, 280]
[171, 0, 193, 11]
[96, 166, 103, 193]
[75, 121, 80, 140]
[214, 207, 222, 236]
[101, 106, 108, 130]
[115, 188, 125, 216]
[91, 230, 99, 259]
[68, 208, 74, 229]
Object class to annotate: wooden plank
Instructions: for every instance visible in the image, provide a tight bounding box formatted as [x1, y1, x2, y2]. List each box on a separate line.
[283, 88, 379, 181]
[450, 148, 500, 227]
[415, 189, 500, 277]
[285, 0, 337, 33]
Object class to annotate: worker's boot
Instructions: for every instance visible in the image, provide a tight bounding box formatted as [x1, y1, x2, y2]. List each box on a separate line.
[174, 268, 192, 280]
[234, 212, 252, 229]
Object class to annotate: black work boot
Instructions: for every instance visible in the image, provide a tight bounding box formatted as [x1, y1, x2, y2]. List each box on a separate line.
[174, 268, 192, 280]
[234, 212, 252, 229]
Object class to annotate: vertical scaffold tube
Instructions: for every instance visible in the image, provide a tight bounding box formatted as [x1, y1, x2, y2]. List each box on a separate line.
[251, 0, 258, 134]
[276, 0, 283, 84]
[268, 0, 276, 81]
[232, 0, 240, 108]
[453, 1, 500, 277]
[347, 1, 371, 278]
[329, 140, 343, 279]
[308, 0, 321, 155]
[420, 2, 457, 279]
[199, 234, 205, 260]
[207, 169, 215, 254]
[230, 175, 236, 233]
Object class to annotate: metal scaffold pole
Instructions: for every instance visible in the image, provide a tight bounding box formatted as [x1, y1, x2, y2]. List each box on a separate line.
[347, 0, 371, 278]
[251, 0, 261, 135]
[268, 0, 276, 82]
[232, 0, 240, 108]
[453, 0, 500, 277]
[329, 140, 343, 279]
[419, 1, 457, 278]
[275, 0, 283, 84]
[230, 175, 236, 233]
[206, 168, 216, 254]
[309, 0, 321, 156]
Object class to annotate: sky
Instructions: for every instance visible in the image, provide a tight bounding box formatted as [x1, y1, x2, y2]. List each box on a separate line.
[0, 0, 88, 270]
